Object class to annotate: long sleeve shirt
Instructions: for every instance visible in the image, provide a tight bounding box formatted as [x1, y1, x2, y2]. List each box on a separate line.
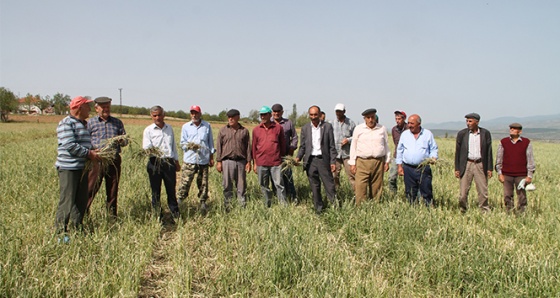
[495, 137, 535, 178]
[87, 115, 127, 153]
[216, 124, 252, 162]
[396, 127, 438, 166]
[180, 120, 215, 165]
[142, 123, 179, 161]
[55, 116, 92, 170]
[276, 118, 298, 154]
[348, 123, 390, 165]
[333, 117, 356, 159]
[391, 124, 407, 158]
[252, 122, 286, 167]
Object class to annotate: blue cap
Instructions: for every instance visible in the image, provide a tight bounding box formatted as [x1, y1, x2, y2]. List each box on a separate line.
[259, 106, 272, 114]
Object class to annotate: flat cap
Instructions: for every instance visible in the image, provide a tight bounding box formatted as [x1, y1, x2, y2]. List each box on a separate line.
[271, 104, 283, 112]
[465, 112, 480, 121]
[509, 122, 523, 129]
[361, 108, 377, 116]
[94, 96, 112, 104]
[259, 106, 272, 114]
[226, 109, 240, 117]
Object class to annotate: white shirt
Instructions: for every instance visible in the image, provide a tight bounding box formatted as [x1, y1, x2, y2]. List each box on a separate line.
[311, 123, 322, 156]
[467, 129, 481, 160]
[348, 123, 390, 165]
[142, 123, 179, 160]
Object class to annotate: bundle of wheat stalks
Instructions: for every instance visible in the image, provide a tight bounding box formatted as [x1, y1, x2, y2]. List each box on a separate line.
[281, 155, 298, 172]
[185, 142, 201, 151]
[132, 146, 172, 171]
[85, 135, 131, 174]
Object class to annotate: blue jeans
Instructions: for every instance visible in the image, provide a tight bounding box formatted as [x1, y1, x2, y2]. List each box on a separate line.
[257, 165, 286, 207]
[403, 164, 433, 206]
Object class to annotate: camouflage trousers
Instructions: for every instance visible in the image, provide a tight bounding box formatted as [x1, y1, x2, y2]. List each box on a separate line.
[177, 163, 209, 202]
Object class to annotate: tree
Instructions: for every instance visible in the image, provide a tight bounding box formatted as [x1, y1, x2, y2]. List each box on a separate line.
[52, 93, 71, 115]
[0, 87, 18, 122]
[37, 95, 52, 111]
[295, 111, 309, 128]
[288, 103, 297, 124]
[218, 109, 228, 121]
[248, 109, 260, 123]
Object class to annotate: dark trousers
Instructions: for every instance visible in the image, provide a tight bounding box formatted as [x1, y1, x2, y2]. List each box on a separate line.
[147, 158, 179, 215]
[56, 169, 88, 233]
[403, 164, 433, 206]
[503, 175, 527, 212]
[305, 156, 336, 213]
[87, 155, 121, 216]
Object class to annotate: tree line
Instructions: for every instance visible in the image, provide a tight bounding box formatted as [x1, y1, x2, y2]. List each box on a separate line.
[1, 87, 311, 126]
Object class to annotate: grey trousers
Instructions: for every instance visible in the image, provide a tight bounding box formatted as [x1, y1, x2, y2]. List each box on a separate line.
[257, 165, 286, 207]
[55, 169, 88, 233]
[221, 160, 247, 207]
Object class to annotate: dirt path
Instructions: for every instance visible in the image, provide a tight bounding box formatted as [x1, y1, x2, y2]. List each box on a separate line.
[137, 218, 177, 298]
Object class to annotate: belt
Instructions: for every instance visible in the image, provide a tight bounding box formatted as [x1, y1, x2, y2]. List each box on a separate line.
[311, 155, 323, 159]
[468, 158, 482, 163]
[222, 156, 246, 161]
[403, 162, 420, 168]
[358, 156, 382, 160]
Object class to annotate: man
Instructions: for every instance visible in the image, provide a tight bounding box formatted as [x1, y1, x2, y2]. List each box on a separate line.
[296, 106, 338, 213]
[388, 110, 408, 194]
[455, 113, 493, 212]
[332, 103, 356, 191]
[142, 106, 181, 222]
[396, 114, 438, 206]
[495, 123, 536, 213]
[177, 105, 215, 213]
[252, 106, 287, 207]
[216, 109, 252, 210]
[87, 96, 127, 216]
[319, 111, 326, 122]
[55, 96, 99, 242]
[348, 108, 391, 205]
[271, 103, 298, 201]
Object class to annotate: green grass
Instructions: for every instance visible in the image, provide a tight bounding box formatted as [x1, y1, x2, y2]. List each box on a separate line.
[1, 121, 559, 297]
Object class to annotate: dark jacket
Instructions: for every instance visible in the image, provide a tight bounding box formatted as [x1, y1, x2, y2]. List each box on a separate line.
[455, 127, 493, 178]
[297, 121, 337, 170]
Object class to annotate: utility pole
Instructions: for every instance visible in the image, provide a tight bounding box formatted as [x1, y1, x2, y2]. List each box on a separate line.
[119, 88, 122, 117]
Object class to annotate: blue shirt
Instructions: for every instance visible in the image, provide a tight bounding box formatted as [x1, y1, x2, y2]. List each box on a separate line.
[56, 116, 92, 170]
[396, 127, 438, 166]
[180, 120, 215, 165]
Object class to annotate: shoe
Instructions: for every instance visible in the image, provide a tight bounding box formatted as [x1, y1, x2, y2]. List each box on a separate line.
[199, 202, 208, 215]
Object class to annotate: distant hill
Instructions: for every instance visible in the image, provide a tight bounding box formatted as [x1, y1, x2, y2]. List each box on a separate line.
[425, 113, 560, 141]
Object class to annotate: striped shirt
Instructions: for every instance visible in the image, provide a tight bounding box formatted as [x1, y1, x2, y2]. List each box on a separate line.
[87, 116, 127, 152]
[142, 123, 179, 161]
[55, 116, 92, 170]
[332, 117, 356, 159]
[216, 124, 251, 162]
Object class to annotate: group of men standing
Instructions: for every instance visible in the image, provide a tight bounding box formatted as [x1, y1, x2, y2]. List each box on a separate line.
[55, 98, 536, 239]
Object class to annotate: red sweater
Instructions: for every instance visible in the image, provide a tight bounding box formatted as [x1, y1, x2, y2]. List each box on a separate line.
[252, 122, 286, 167]
[501, 138, 530, 176]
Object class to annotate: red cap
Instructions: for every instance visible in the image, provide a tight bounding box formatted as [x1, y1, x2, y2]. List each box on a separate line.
[394, 110, 407, 119]
[190, 105, 201, 113]
[69, 96, 93, 109]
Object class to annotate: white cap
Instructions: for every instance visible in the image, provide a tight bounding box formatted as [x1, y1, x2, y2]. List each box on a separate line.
[334, 103, 345, 111]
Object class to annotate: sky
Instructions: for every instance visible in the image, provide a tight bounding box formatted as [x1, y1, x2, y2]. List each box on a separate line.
[1, 0, 559, 124]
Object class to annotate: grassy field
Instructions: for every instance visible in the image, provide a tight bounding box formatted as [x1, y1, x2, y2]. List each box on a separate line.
[1, 116, 559, 297]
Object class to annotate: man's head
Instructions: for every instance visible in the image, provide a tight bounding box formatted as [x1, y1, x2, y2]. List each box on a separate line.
[69, 96, 93, 120]
[308, 105, 321, 125]
[394, 110, 406, 127]
[509, 122, 523, 139]
[271, 103, 284, 122]
[408, 114, 422, 133]
[465, 113, 480, 132]
[94, 96, 112, 119]
[362, 108, 377, 128]
[259, 106, 272, 125]
[190, 105, 202, 123]
[335, 103, 346, 121]
[320, 111, 326, 122]
[227, 109, 241, 127]
[150, 106, 165, 127]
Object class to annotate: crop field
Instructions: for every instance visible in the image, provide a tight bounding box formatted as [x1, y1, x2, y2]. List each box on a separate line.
[1, 116, 559, 297]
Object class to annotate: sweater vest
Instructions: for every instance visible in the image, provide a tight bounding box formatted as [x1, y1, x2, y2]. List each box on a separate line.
[501, 138, 530, 177]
